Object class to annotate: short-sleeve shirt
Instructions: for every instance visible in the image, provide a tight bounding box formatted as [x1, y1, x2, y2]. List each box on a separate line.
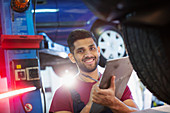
[49, 77, 133, 112]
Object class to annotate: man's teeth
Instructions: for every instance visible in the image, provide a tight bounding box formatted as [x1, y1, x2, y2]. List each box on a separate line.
[85, 59, 93, 62]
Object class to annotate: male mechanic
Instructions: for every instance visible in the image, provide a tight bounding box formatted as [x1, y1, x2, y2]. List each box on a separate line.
[49, 29, 139, 113]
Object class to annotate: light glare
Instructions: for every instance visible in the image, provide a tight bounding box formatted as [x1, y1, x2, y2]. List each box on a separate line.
[61, 75, 76, 87]
[0, 87, 36, 99]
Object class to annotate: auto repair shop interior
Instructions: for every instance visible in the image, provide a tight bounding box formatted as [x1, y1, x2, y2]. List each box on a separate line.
[0, 0, 170, 113]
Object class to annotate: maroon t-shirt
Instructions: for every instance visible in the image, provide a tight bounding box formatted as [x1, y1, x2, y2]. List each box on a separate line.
[49, 78, 133, 112]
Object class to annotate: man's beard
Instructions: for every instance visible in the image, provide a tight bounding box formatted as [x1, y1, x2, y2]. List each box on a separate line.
[76, 56, 99, 72]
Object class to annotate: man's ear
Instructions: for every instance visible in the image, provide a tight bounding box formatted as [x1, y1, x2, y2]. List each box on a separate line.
[68, 53, 76, 63]
[97, 46, 100, 57]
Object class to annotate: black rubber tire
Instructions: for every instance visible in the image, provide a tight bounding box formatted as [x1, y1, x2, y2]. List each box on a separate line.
[122, 24, 170, 104]
[91, 20, 126, 67]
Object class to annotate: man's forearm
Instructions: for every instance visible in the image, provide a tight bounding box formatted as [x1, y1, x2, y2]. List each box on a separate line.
[109, 98, 139, 113]
[80, 104, 91, 113]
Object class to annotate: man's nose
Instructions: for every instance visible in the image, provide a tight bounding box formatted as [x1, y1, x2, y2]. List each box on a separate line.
[84, 51, 93, 57]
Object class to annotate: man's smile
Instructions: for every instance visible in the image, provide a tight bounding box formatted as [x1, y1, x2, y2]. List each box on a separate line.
[82, 57, 96, 64]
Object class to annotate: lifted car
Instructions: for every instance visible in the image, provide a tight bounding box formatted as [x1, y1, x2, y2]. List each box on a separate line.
[82, 0, 170, 104]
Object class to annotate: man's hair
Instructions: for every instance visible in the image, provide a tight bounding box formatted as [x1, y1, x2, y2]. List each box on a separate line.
[67, 29, 97, 54]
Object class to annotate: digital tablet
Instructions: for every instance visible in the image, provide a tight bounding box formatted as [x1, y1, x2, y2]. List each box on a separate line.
[90, 56, 133, 113]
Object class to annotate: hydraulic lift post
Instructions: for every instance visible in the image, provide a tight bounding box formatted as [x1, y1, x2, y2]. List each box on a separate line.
[0, 0, 43, 113]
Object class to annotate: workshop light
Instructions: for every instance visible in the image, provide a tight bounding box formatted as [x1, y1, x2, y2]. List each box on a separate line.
[31, 9, 59, 13]
[11, 0, 30, 12]
[57, 52, 68, 58]
[0, 87, 36, 99]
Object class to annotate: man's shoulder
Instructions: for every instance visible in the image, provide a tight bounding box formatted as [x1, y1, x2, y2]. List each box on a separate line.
[50, 85, 74, 112]
[54, 85, 71, 95]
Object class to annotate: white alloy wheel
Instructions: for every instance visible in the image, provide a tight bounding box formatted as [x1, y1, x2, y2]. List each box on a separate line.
[98, 30, 125, 60]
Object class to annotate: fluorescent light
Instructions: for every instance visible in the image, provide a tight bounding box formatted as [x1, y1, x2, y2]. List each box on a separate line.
[58, 52, 68, 58]
[31, 9, 59, 13]
[0, 87, 36, 99]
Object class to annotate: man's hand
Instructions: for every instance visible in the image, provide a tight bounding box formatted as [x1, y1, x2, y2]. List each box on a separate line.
[92, 76, 139, 113]
[80, 82, 100, 113]
[87, 81, 100, 106]
[92, 76, 116, 107]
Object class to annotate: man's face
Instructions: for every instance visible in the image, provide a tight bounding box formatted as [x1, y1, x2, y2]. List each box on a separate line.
[70, 38, 100, 72]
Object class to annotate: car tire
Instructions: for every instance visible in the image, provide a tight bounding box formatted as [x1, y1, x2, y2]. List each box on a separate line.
[122, 24, 170, 104]
[91, 20, 126, 67]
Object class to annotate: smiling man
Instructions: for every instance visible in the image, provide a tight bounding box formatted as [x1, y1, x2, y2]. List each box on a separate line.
[49, 29, 139, 113]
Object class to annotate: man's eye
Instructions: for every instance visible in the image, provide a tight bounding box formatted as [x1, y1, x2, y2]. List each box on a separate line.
[90, 47, 96, 50]
[77, 50, 84, 53]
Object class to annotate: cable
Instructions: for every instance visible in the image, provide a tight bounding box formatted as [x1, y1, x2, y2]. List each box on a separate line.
[20, 94, 29, 113]
[41, 84, 47, 113]
[32, 0, 37, 34]
[37, 46, 47, 113]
